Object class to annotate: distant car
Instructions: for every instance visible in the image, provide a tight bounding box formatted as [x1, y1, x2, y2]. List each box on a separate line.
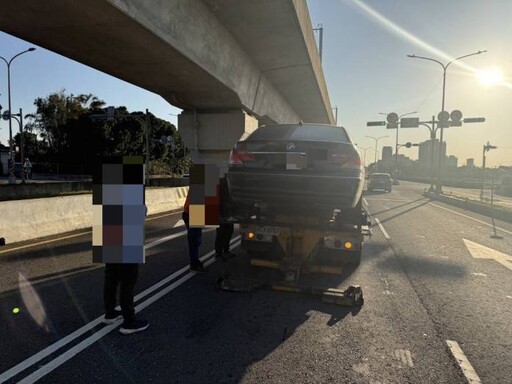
[226, 123, 365, 219]
[368, 173, 392, 192]
[392, 178, 400, 185]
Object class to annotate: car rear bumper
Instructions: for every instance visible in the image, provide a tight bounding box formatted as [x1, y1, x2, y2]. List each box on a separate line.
[227, 171, 364, 213]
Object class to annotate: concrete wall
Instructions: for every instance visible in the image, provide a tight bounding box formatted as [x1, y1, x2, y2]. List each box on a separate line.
[0, 187, 188, 244]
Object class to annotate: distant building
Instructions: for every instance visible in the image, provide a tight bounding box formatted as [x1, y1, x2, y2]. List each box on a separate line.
[466, 158, 475, 167]
[446, 155, 458, 168]
[382, 146, 393, 162]
[418, 139, 446, 167]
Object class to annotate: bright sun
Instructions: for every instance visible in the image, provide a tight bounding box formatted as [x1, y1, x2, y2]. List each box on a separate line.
[476, 66, 504, 86]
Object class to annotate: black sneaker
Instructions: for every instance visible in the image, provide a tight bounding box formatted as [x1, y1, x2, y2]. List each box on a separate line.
[119, 319, 149, 335]
[190, 262, 207, 273]
[103, 310, 122, 324]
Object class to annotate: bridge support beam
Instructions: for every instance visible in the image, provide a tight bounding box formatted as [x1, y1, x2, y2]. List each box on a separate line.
[178, 110, 258, 175]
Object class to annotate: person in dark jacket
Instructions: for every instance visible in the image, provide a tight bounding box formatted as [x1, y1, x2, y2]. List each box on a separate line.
[215, 176, 235, 261]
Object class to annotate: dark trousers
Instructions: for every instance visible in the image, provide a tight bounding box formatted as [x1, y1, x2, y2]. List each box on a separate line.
[104, 263, 138, 322]
[215, 223, 234, 254]
[182, 212, 202, 265]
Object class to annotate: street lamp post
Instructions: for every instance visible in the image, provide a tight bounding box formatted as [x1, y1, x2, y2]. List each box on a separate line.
[407, 50, 486, 194]
[365, 135, 389, 167]
[418, 116, 438, 191]
[8, 108, 26, 182]
[357, 146, 374, 168]
[0, 47, 36, 184]
[480, 142, 497, 200]
[379, 111, 417, 179]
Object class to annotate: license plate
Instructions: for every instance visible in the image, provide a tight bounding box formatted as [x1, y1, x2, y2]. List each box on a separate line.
[286, 153, 307, 170]
[255, 226, 280, 236]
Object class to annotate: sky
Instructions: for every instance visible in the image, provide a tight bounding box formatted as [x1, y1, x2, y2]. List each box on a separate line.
[0, 0, 511, 167]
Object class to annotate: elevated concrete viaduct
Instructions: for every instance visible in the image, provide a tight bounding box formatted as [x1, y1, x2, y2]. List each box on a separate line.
[0, 0, 334, 170]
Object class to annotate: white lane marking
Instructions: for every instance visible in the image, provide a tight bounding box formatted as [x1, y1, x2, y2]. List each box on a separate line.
[374, 218, 390, 240]
[0, 234, 239, 383]
[446, 340, 482, 384]
[470, 272, 488, 277]
[17, 242, 241, 384]
[392, 349, 414, 368]
[363, 197, 369, 206]
[18, 242, 240, 384]
[431, 203, 512, 236]
[463, 238, 512, 271]
[507, 295, 512, 299]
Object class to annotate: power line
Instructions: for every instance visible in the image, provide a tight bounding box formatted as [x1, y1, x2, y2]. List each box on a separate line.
[414, 74, 443, 113]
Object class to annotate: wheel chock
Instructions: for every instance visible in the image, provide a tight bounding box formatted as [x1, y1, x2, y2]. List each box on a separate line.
[320, 285, 364, 306]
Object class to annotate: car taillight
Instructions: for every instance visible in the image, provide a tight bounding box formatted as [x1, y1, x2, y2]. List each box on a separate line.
[228, 144, 255, 165]
[330, 153, 363, 170]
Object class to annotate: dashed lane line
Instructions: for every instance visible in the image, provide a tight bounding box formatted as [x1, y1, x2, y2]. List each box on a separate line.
[374, 218, 391, 240]
[0, 234, 239, 383]
[446, 340, 481, 384]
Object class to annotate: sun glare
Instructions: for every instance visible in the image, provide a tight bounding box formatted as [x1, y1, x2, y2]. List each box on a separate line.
[476, 67, 504, 86]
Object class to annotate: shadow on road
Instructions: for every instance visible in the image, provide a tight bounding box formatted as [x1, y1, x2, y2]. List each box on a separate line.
[0, 245, 363, 383]
[376, 253, 467, 278]
[369, 197, 427, 216]
[363, 190, 389, 196]
[378, 200, 431, 224]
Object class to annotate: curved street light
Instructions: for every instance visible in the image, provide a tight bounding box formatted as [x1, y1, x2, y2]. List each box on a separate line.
[0, 47, 36, 184]
[407, 50, 486, 193]
[365, 135, 389, 165]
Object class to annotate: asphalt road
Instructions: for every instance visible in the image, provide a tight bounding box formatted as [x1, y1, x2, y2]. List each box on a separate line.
[0, 181, 511, 383]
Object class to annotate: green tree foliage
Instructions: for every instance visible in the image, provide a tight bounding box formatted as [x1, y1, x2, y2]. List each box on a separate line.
[24, 90, 189, 175]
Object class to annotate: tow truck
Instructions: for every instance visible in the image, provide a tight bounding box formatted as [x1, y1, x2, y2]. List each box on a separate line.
[217, 202, 371, 307]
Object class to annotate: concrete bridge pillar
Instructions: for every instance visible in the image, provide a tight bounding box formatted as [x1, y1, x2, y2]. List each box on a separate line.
[178, 110, 259, 175]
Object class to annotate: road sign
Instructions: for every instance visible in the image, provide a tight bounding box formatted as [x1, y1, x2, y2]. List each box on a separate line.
[2, 110, 10, 121]
[400, 117, 419, 128]
[438, 111, 450, 122]
[463, 117, 485, 123]
[450, 110, 463, 122]
[367, 121, 386, 127]
[386, 123, 398, 129]
[387, 113, 399, 124]
[449, 121, 462, 127]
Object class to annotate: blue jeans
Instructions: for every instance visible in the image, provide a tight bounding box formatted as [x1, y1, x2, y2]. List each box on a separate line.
[182, 212, 202, 265]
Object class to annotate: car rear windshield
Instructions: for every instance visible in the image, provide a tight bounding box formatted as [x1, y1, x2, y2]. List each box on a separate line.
[247, 124, 350, 142]
[370, 174, 390, 180]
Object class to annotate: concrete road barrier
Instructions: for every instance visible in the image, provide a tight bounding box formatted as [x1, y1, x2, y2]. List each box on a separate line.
[423, 190, 512, 225]
[0, 187, 188, 244]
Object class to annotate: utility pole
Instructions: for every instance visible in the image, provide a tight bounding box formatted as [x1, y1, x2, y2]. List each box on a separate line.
[407, 50, 486, 194]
